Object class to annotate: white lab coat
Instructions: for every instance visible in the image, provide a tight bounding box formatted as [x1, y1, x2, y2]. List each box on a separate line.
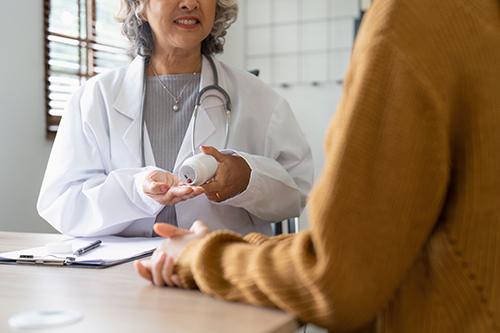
[37, 55, 313, 237]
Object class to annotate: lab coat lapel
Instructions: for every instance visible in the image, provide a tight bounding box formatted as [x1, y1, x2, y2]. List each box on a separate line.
[174, 55, 226, 173]
[112, 56, 151, 166]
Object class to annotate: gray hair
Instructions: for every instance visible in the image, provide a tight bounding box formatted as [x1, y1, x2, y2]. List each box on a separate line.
[115, 0, 238, 57]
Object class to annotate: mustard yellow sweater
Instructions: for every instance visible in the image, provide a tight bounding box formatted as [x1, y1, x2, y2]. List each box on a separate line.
[176, 0, 500, 331]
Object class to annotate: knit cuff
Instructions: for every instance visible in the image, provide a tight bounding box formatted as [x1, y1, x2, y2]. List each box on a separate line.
[175, 238, 203, 290]
[174, 231, 246, 290]
[243, 232, 269, 245]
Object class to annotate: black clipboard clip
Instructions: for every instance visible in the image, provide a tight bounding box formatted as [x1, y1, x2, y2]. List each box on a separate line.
[16, 255, 76, 266]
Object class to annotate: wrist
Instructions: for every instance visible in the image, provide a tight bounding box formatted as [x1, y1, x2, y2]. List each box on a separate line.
[174, 238, 203, 289]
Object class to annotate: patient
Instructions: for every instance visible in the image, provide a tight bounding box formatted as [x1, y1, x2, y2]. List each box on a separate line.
[136, 0, 500, 331]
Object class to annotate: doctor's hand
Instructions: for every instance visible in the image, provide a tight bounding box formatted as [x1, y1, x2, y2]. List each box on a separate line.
[142, 170, 205, 206]
[199, 146, 251, 202]
[135, 221, 212, 288]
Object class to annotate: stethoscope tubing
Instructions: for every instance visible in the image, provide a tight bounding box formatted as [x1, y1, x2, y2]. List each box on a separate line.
[140, 55, 231, 168]
[140, 58, 148, 168]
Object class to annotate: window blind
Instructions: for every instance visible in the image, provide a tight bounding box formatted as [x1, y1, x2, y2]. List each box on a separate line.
[44, 0, 130, 139]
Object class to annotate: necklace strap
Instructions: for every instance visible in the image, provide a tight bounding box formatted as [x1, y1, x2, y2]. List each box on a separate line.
[150, 61, 201, 100]
[150, 61, 201, 111]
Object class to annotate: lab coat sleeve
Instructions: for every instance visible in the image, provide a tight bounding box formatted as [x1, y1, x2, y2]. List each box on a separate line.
[218, 97, 314, 223]
[37, 85, 164, 237]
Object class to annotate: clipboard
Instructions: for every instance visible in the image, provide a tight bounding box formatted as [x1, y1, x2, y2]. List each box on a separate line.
[0, 236, 166, 269]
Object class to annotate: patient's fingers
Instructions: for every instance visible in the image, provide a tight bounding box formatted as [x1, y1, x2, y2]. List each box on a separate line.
[171, 274, 184, 288]
[135, 260, 153, 282]
[152, 252, 167, 287]
[154, 223, 193, 238]
[190, 220, 212, 235]
[162, 256, 175, 287]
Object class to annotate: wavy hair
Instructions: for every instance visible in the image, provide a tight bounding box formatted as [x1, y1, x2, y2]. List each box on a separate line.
[115, 0, 238, 57]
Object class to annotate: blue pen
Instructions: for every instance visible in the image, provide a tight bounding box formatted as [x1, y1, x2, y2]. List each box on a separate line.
[72, 240, 102, 256]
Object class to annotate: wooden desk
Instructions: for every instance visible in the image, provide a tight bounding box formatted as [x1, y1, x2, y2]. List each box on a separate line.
[0, 232, 300, 333]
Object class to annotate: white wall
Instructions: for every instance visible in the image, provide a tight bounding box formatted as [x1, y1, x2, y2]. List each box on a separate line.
[219, 0, 353, 231]
[0, 1, 57, 233]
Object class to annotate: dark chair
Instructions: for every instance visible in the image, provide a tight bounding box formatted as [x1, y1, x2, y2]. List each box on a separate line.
[272, 217, 299, 236]
[248, 69, 260, 77]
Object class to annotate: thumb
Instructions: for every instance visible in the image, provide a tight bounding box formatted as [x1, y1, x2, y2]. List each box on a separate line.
[200, 146, 226, 163]
[189, 220, 212, 234]
[154, 223, 193, 238]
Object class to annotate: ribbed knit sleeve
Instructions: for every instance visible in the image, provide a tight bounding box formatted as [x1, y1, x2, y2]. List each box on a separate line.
[176, 42, 449, 326]
[174, 0, 500, 331]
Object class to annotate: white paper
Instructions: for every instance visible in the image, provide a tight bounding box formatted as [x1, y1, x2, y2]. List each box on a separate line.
[0, 236, 166, 265]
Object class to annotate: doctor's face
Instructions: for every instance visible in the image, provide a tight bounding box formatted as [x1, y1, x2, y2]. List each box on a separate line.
[143, 0, 217, 55]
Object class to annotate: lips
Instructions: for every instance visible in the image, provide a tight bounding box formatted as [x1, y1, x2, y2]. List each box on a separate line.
[175, 19, 199, 25]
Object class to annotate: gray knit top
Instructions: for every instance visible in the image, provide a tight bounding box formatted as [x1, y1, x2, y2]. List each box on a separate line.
[144, 73, 201, 226]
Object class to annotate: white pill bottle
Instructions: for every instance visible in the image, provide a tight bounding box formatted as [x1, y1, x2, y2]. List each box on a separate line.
[179, 154, 218, 186]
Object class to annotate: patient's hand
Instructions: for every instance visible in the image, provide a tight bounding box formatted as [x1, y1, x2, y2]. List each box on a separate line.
[142, 170, 205, 206]
[135, 221, 212, 288]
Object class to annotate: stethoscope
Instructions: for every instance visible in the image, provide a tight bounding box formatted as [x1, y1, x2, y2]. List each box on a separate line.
[139, 55, 232, 167]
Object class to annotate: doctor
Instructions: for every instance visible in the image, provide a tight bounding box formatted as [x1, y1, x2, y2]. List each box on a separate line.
[37, 0, 313, 237]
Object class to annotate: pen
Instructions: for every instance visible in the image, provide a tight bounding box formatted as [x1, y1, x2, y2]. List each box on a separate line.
[73, 240, 102, 256]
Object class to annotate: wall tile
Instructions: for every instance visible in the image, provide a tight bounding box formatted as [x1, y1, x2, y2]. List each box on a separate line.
[331, 0, 359, 17]
[302, 53, 329, 83]
[302, 21, 328, 52]
[274, 55, 299, 84]
[301, 0, 329, 21]
[274, 25, 299, 54]
[274, 0, 299, 23]
[330, 50, 352, 81]
[247, 27, 271, 56]
[246, 0, 271, 26]
[330, 19, 355, 49]
[243, 0, 360, 86]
